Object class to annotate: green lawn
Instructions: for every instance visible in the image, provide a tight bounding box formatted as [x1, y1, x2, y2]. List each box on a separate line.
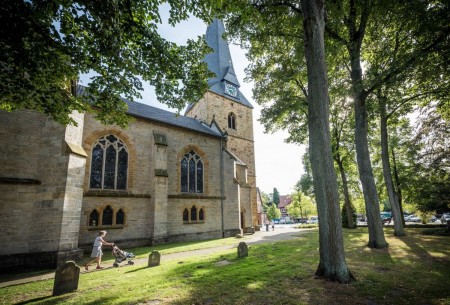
[1, 228, 449, 305]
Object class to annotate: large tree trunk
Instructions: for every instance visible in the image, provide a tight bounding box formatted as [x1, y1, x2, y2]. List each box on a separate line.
[348, 42, 387, 248]
[337, 158, 356, 229]
[300, 0, 354, 283]
[379, 95, 405, 236]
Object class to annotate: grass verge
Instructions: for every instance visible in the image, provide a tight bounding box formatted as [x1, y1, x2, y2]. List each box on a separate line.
[1, 228, 449, 305]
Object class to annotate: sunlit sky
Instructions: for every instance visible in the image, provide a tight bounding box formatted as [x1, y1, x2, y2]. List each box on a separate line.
[83, 8, 306, 195]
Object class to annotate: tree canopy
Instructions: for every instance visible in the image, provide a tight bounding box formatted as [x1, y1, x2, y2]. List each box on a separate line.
[0, 1, 213, 126]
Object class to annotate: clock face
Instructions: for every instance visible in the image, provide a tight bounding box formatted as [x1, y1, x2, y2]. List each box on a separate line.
[224, 82, 238, 98]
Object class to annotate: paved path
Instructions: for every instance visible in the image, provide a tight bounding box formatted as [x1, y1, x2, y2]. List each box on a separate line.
[0, 225, 312, 288]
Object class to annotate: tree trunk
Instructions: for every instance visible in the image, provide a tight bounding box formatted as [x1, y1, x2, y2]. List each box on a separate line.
[379, 95, 405, 236]
[391, 147, 406, 226]
[300, 0, 354, 283]
[337, 158, 356, 229]
[349, 47, 388, 249]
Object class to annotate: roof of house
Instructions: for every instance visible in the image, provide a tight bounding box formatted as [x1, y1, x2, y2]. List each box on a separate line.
[76, 86, 222, 138]
[278, 195, 293, 208]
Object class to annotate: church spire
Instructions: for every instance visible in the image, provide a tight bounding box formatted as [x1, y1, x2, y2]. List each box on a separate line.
[205, 19, 240, 87]
[203, 19, 253, 109]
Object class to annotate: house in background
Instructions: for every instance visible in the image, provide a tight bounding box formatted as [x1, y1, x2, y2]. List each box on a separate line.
[278, 195, 293, 222]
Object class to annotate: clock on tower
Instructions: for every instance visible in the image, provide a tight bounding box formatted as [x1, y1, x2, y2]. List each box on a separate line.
[224, 82, 238, 98]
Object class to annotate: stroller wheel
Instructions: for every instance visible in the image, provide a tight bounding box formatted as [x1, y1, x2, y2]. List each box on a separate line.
[128, 261, 134, 265]
[113, 263, 119, 267]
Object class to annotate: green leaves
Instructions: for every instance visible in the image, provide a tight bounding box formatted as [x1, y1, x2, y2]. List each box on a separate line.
[0, 0, 214, 126]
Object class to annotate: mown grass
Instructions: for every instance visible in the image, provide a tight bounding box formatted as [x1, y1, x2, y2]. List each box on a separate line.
[1, 227, 449, 305]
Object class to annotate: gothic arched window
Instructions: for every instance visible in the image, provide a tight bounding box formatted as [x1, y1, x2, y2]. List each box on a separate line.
[183, 208, 189, 222]
[191, 205, 197, 221]
[89, 210, 99, 227]
[180, 150, 203, 193]
[90, 135, 128, 190]
[102, 205, 113, 225]
[228, 113, 236, 130]
[116, 209, 125, 225]
[199, 208, 204, 221]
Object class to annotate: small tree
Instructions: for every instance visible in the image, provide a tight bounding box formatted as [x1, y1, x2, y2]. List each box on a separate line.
[273, 188, 280, 206]
[267, 204, 281, 221]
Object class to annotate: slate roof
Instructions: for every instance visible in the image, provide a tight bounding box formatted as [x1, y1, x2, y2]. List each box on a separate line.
[185, 19, 253, 114]
[76, 85, 222, 138]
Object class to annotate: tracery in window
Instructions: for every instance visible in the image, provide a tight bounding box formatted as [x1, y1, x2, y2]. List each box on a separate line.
[90, 135, 128, 190]
[180, 150, 203, 193]
[228, 113, 236, 130]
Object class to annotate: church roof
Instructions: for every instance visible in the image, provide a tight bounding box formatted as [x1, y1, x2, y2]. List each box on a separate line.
[76, 86, 222, 138]
[185, 19, 253, 114]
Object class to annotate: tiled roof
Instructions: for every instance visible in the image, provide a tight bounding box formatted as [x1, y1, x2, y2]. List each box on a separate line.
[278, 195, 293, 208]
[76, 86, 222, 138]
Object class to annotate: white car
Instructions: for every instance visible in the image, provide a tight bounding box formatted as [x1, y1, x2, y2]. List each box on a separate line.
[307, 216, 319, 224]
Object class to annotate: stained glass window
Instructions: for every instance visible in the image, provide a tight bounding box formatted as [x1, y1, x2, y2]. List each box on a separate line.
[199, 208, 204, 221]
[116, 209, 125, 225]
[102, 206, 113, 225]
[180, 150, 204, 193]
[89, 135, 128, 190]
[90, 145, 103, 188]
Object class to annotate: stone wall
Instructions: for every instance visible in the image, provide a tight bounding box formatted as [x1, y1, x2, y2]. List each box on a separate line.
[186, 91, 258, 229]
[80, 114, 242, 247]
[0, 110, 86, 269]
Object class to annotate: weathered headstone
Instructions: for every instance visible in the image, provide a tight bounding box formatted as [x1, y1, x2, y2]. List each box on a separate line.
[52, 261, 80, 296]
[237, 242, 248, 258]
[148, 250, 161, 267]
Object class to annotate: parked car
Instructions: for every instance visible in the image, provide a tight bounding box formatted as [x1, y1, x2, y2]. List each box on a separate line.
[307, 216, 319, 224]
[405, 215, 421, 223]
[441, 213, 450, 224]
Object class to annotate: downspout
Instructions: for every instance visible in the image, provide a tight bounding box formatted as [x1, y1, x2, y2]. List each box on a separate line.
[220, 133, 227, 238]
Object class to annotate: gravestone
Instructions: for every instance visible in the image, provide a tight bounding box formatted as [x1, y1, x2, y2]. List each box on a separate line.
[237, 242, 248, 258]
[52, 261, 80, 296]
[148, 250, 161, 267]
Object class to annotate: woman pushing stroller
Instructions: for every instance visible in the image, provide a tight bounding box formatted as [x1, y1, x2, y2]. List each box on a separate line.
[85, 230, 114, 270]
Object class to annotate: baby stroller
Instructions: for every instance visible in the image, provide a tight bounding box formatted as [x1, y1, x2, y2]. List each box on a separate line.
[112, 244, 135, 267]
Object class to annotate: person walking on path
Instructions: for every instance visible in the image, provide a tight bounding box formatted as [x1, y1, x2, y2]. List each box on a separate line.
[271, 220, 275, 231]
[265, 219, 270, 231]
[85, 231, 114, 270]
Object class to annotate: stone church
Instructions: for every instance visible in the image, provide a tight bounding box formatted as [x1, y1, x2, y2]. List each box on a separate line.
[0, 20, 258, 270]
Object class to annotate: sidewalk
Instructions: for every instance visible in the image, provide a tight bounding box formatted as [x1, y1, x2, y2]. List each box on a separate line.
[0, 225, 308, 288]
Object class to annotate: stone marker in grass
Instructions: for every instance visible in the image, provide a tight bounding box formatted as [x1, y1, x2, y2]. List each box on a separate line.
[148, 250, 161, 267]
[237, 242, 248, 258]
[52, 261, 80, 296]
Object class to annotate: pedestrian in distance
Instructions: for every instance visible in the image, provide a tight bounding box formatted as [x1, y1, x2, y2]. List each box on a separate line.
[265, 219, 270, 231]
[85, 230, 114, 270]
[271, 220, 275, 231]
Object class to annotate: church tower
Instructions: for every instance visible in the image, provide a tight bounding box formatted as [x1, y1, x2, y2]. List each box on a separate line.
[185, 19, 259, 230]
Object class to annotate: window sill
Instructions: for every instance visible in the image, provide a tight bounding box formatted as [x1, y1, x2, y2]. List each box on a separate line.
[87, 225, 124, 231]
[183, 221, 205, 225]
